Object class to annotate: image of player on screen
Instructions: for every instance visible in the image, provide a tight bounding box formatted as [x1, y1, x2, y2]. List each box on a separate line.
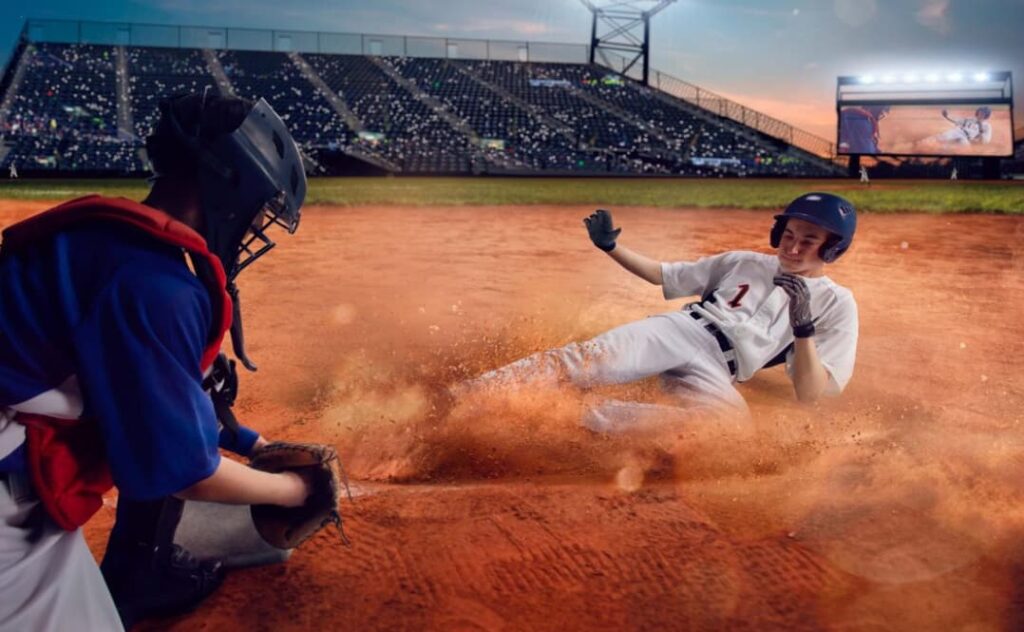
[838, 105, 890, 154]
[915, 106, 993, 153]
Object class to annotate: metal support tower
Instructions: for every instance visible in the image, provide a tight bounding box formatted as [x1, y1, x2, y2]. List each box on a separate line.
[580, 0, 676, 84]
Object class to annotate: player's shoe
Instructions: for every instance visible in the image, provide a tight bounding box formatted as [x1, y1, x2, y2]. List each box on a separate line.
[102, 543, 225, 628]
[101, 496, 226, 628]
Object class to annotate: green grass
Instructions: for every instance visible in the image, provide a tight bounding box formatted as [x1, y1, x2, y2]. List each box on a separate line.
[1, 177, 1021, 213]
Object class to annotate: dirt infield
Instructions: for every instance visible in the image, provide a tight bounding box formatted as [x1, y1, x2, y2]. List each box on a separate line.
[3, 199, 1024, 630]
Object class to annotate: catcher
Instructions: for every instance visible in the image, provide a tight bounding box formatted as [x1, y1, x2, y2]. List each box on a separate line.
[0, 92, 342, 631]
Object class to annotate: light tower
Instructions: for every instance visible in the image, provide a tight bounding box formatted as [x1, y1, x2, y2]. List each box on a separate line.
[580, 0, 677, 84]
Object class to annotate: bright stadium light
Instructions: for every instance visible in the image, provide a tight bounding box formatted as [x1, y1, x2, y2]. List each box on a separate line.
[860, 75, 876, 84]
[925, 73, 940, 82]
[903, 73, 919, 83]
[973, 72, 990, 82]
[947, 72, 963, 82]
[881, 75, 896, 83]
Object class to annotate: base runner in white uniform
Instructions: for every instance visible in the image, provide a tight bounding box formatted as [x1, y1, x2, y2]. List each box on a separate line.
[916, 106, 993, 153]
[464, 193, 860, 432]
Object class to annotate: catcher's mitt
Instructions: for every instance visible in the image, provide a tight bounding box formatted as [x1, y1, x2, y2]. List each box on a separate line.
[249, 442, 350, 549]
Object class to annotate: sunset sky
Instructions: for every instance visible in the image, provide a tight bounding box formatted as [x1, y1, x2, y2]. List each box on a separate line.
[1, 0, 1021, 143]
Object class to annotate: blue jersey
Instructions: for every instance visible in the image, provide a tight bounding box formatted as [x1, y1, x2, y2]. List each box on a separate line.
[0, 222, 257, 500]
[839, 107, 881, 154]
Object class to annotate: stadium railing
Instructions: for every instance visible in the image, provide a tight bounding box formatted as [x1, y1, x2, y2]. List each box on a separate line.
[19, 19, 590, 65]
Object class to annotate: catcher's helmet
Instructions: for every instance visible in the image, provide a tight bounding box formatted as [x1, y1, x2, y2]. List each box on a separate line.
[976, 106, 992, 119]
[146, 90, 306, 282]
[770, 192, 857, 263]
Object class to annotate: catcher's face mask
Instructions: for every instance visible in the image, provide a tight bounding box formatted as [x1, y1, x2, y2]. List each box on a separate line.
[194, 98, 307, 281]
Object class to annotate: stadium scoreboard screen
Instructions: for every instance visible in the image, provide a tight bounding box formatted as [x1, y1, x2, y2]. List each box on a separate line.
[836, 71, 1014, 158]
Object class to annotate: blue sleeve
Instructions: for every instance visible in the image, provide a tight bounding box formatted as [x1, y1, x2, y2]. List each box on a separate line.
[219, 424, 259, 456]
[72, 264, 221, 501]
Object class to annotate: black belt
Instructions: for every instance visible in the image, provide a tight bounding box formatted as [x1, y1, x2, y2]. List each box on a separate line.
[689, 311, 737, 376]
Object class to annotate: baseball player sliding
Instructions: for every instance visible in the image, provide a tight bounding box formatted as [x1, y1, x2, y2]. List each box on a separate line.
[916, 106, 993, 153]
[461, 193, 859, 432]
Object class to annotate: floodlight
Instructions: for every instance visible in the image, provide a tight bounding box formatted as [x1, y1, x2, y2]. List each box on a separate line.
[881, 75, 896, 84]
[947, 72, 963, 82]
[972, 72, 990, 82]
[860, 75, 876, 84]
[925, 73, 940, 83]
[902, 74, 918, 83]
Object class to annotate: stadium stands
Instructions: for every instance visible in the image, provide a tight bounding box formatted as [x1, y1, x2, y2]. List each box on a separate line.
[304, 53, 472, 173]
[127, 46, 218, 141]
[2, 43, 131, 172]
[0, 37, 839, 177]
[460, 59, 668, 173]
[388, 56, 591, 172]
[217, 50, 346, 150]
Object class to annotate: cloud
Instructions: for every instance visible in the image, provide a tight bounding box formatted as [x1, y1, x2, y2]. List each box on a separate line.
[833, 0, 878, 28]
[687, 1, 803, 18]
[431, 18, 552, 36]
[916, 0, 952, 35]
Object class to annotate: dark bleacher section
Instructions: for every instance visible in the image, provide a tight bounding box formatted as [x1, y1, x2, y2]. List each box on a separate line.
[460, 60, 668, 173]
[389, 57, 588, 172]
[217, 50, 347, 150]
[2, 43, 135, 172]
[304, 53, 472, 173]
[128, 46, 217, 141]
[0, 39, 841, 177]
[454, 61, 828, 176]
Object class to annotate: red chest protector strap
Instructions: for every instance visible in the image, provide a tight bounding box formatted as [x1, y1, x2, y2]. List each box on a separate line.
[2, 195, 232, 530]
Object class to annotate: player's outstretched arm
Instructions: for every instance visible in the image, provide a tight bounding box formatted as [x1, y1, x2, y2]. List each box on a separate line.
[584, 209, 663, 285]
[607, 244, 664, 285]
[774, 273, 830, 402]
[174, 456, 310, 507]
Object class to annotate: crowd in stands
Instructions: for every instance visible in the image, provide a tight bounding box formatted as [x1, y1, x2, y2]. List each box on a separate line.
[463, 59, 665, 172]
[304, 53, 471, 172]
[388, 56, 577, 171]
[128, 46, 217, 143]
[518, 62, 825, 176]
[1, 43, 133, 172]
[217, 50, 348, 151]
[1, 41, 835, 176]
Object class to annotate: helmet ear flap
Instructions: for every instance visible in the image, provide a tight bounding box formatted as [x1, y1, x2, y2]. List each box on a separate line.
[819, 235, 844, 263]
[770, 217, 786, 248]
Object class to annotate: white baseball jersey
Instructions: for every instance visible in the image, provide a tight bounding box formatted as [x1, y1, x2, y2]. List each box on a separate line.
[662, 251, 858, 394]
[941, 117, 992, 144]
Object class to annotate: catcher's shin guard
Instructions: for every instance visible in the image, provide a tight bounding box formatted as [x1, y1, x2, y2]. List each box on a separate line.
[101, 496, 225, 629]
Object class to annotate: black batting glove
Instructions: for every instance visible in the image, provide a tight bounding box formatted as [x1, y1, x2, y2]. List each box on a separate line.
[584, 209, 621, 252]
[773, 273, 815, 338]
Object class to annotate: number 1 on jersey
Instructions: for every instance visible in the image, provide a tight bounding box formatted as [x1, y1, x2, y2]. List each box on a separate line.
[728, 284, 750, 308]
